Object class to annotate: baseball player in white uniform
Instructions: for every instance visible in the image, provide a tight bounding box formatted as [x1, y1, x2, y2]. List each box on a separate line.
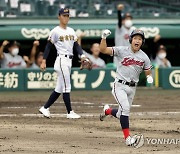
[39, 8, 87, 119]
[0, 41, 26, 68]
[99, 29, 153, 146]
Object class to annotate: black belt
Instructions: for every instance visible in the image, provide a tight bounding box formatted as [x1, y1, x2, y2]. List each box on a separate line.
[118, 79, 136, 87]
[57, 54, 73, 59]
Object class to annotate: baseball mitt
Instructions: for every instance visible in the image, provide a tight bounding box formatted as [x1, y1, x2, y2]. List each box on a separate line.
[80, 57, 92, 70]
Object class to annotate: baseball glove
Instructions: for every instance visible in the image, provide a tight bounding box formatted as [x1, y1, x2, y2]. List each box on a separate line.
[80, 57, 92, 70]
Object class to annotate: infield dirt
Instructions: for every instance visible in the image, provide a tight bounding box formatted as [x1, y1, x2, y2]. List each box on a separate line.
[0, 89, 180, 154]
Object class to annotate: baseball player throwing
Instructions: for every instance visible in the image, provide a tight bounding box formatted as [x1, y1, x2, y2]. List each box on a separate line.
[39, 8, 89, 119]
[99, 29, 153, 146]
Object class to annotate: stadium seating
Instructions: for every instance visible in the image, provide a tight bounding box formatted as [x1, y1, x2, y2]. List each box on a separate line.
[36, 0, 49, 16]
[0, 0, 179, 18]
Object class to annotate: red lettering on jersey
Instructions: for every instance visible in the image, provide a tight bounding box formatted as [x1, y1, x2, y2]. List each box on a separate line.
[121, 57, 144, 66]
[8, 62, 22, 68]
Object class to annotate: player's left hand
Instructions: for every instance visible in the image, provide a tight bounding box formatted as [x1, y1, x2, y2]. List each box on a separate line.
[147, 75, 153, 84]
[101, 29, 111, 39]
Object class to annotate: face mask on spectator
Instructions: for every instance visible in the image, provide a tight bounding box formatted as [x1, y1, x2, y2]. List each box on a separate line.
[11, 48, 19, 56]
[158, 52, 166, 59]
[124, 20, 133, 28]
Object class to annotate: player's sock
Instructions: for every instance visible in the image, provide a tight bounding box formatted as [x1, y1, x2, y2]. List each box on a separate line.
[120, 115, 130, 139]
[105, 108, 118, 118]
[105, 108, 112, 115]
[44, 90, 60, 109]
[122, 128, 130, 139]
[111, 108, 118, 118]
[63, 93, 72, 114]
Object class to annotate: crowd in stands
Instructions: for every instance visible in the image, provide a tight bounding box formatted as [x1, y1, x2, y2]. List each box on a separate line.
[0, 2, 173, 70]
[0, 40, 43, 69]
[0, 0, 179, 18]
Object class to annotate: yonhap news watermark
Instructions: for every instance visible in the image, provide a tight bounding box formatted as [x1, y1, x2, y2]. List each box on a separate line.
[134, 134, 180, 149]
[146, 138, 180, 145]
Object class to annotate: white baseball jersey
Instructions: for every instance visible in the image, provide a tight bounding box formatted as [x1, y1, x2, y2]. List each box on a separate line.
[83, 50, 106, 68]
[112, 46, 152, 83]
[48, 25, 77, 93]
[0, 53, 26, 69]
[48, 26, 77, 56]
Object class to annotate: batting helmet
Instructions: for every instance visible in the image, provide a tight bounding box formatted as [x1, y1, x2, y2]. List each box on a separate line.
[129, 29, 145, 46]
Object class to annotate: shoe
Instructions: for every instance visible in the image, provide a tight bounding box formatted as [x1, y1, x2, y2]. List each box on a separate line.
[100, 104, 110, 121]
[67, 111, 81, 119]
[125, 135, 137, 146]
[39, 106, 50, 118]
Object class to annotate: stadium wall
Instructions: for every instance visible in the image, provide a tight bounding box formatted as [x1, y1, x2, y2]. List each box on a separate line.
[0, 19, 180, 40]
[0, 67, 180, 91]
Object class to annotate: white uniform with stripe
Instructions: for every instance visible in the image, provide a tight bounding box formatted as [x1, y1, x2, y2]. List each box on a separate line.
[111, 46, 152, 117]
[48, 26, 77, 93]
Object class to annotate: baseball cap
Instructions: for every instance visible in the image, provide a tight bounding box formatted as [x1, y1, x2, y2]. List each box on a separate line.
[158, 45, 166, 51]
[122, 12, 133, 20]
[58, 8, 70, 15]
[8, 41, 20, 47]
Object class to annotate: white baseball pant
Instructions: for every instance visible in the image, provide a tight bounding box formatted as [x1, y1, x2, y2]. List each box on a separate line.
[112, 81, 136, 118]
[54, 55, 72, 93]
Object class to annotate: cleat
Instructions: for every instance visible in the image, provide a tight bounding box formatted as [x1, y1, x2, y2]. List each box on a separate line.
[100, 104, 110, 121]
[67, 111, 81, 119]
[39, 106, 50, 118]
[125, 135, 137, 146]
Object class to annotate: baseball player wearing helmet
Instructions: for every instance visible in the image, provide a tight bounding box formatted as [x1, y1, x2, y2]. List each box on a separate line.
[99, 29, 153, 146]
[39, 8, 88, 119]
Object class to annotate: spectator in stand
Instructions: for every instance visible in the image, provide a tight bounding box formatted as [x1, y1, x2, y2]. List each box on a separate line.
[154, 45, 171, 68]
[29, 40, 43, 69]
[150, 34, 171, 68]
[77, 32, 106, 68]
[114, 4, 134, 66]
[0, 40, 30, 68]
